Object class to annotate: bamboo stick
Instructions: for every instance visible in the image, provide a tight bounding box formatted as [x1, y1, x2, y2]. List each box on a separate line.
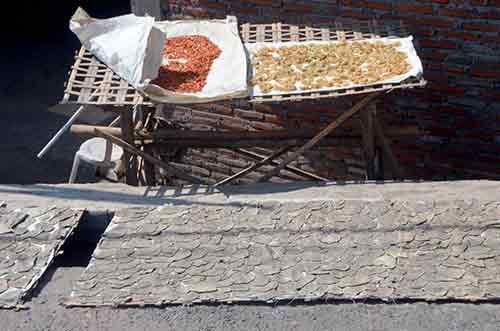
[214, 147, 292, 187]
[94, 128, 206, 185]
[258, 93, 381, 182]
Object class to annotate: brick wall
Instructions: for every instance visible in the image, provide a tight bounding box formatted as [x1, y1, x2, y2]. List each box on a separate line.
[159, 0, 500, 183]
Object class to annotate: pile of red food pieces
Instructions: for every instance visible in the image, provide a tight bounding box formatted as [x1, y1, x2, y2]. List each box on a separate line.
[153, 35, 222, 93]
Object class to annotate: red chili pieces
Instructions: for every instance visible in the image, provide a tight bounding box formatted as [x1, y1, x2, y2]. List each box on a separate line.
[153, 36, 222, 93]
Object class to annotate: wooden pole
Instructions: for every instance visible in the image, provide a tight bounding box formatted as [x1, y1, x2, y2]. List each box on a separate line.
[150, 127, 422, 140]
[71, 125, 421, 140]
[152, 138, 359, 149]
[70, 125, 121, 138]
[257, 93, 381, 183]
[94, 128, 205, 185]
[214, 147, 292, 187]
[143, 144, 156, 186]
[121, 107, 139, 186]
[360, 103, 376, 180]
[374, 116, 404, 179]
[234, 149, 329, 182]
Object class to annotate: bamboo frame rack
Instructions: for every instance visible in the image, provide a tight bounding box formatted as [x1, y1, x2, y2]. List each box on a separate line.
[62, 20, 426, 106]
[61, 20, 427, 186]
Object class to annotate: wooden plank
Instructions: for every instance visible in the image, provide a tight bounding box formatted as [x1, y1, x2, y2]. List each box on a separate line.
[94, 129, 205, 184]
[143, 144, 156, 186]
[151, 138, 359, 149]
[214, 147, 292, 187]
[234, 149, 329, 182]
[257, 93, 381, 183]
[360, 103, 376, 180]
[150, 127, 420, 140]
[373, 115, 404, 179]
[70, 125, 121, 137]
[130, 0, 162, 19]
[121, 107, 139, 186]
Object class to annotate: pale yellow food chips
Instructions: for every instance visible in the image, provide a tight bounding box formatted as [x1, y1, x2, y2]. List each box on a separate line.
[251, 41, 411, 93]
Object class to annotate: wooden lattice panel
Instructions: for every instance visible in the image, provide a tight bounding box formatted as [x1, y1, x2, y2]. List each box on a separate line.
[62, 20, 425, 106]
[240, 20, 409, 43]
[63, 48, 151, 106]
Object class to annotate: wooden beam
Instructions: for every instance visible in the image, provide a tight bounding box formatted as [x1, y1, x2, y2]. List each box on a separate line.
[360, 103, 376, 180]
[257, 93, 381, 183]
[121, 107, 139, 186]
[143, 144, 156, 186]
[71, 125, 421, 140]
[130, 0, 162, 19]
[94, 128, 206, 185]
[233, 149, 329, 182]
[214, 147, 292, 187]
[373, 116, 404, 179]
[71, 125, 121, 138]
[149, 127, 421, 140]
[152, 137, 360, 149]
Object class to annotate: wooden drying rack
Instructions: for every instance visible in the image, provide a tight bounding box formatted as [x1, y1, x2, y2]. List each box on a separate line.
[63, 20, 427, 186]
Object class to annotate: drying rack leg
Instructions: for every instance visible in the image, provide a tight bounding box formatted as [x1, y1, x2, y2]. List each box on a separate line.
[257, 93, 381, 183]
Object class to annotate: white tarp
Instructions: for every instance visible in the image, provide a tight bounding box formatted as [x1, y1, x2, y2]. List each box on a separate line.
[69, 8, 248, 104]
[245, 37, 424, 97]
[69, 7, 165, 90]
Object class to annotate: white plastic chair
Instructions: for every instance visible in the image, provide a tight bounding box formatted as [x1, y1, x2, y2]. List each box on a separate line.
[68, 106, 140, 184]
[68, 137, 123, 183]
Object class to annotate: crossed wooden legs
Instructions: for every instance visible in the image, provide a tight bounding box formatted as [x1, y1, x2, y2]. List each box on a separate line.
[119, 93, 404, 186]
[255, 92, 402, 183]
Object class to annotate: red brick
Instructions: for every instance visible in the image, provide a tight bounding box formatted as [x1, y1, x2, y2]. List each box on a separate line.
[339, 11, 370, 19]
[439, 8, 475, 18]
[481, 90, 500, 100]
[283, 3, 314, 12]
[395, 4, 433, 14]
[361, 0, 391, 11]
[247, 0, 281, 6]
[464, 23, 500, 32]
[417, 17, 453, 29]
[441, 31, 479, 41]
[443, 65, 467, 74]
[463, 132, 496, 141]
[428, 84, 466, 95]
[198, 0, 226, 10]
[435, 106, 467, 115]
[470, 67, 500, 78]
[420, 39, 457, 49]
[420, 51, 448, 61]
[428, 127, 457, 138]
[479, 10, 500, 20]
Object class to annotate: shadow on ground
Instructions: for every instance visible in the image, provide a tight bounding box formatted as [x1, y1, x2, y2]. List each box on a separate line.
[1, 1, 129, 185]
